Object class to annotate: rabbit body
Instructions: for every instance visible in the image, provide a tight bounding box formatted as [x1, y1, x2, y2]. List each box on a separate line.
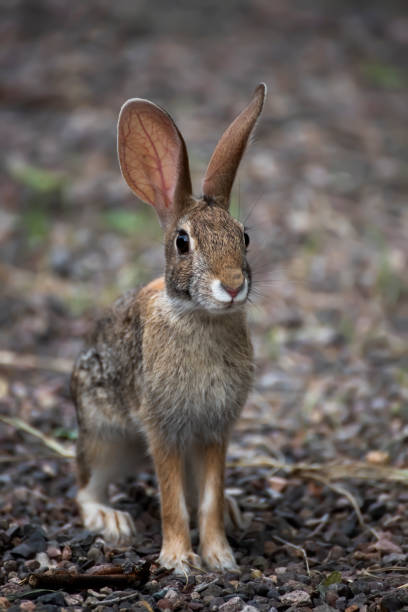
[72, 85, 266, 573]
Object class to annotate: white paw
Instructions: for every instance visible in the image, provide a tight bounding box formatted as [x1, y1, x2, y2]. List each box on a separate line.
[81, 501, 136, 546]
[159, 549, 202, 575]
[201, 541, 238, 572]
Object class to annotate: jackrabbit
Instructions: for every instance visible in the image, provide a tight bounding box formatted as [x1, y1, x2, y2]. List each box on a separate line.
[71, 83, 266, 573]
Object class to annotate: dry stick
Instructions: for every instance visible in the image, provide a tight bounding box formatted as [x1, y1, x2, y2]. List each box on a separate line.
[28, 573, 143, 590]
[0, 349, 73, 374]
[194, 578, 219, 593]
[0, 415, 75, 458]
[29, 561, 151, 591]
[230, 457, 408, 483]
[88, 591, 141, 609]
[273, 535, 310, 577]
[304, 473, 365, 529]
[0, 455, 42, 463]
[138, 600, 155, 612]
[366, 566, 408, 574]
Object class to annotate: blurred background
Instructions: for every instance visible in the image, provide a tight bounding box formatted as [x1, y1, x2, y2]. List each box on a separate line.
[1, 0, 408, 579]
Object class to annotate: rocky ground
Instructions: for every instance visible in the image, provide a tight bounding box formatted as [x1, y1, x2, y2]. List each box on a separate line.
[1, 1, 408, 610]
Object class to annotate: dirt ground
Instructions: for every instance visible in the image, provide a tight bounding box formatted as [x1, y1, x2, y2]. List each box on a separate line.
[1, 1, 408, 610]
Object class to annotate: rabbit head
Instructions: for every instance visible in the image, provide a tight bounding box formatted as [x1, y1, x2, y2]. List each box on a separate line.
[118, 84, 266, 313]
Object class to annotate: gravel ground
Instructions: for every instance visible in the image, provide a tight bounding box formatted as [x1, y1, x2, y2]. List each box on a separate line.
[1, 1, 408, 610]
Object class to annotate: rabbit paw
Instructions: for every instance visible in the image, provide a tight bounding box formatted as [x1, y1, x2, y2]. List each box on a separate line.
[201, 540, 239, 572]
[81, 502, 137, 546]
[159, 548, 202, 575]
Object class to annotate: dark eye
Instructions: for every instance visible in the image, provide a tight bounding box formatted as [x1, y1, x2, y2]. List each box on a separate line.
[244, 232, 250, 248]
[176, 229, 189, 254]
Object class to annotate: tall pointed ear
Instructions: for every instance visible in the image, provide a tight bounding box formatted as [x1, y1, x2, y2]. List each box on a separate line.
[118, 99, 193, 227]
[202, 83, 266, 210]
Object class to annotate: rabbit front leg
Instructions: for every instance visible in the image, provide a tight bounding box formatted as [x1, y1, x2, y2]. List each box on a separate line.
[198, 442, 238, 571]
[150, 438, 202, 574]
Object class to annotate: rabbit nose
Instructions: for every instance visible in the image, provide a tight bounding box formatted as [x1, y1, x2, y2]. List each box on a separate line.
[221, 283, 244, 299]
[220, 268, 244, 299]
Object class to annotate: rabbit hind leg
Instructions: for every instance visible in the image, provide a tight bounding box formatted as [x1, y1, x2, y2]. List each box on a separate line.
[76, 430, 147, 546]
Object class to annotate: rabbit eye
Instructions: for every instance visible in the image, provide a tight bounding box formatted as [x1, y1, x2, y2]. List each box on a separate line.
[176, 230, 189, 254]
[244, 232, 250, 248]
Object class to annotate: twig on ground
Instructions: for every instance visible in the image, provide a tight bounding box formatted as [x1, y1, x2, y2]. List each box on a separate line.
[0, 455, 39, 463]
[230, 456, 408, 484]
[366, 566, 408, 574]
[194, 578, 219, 593]
[28, 561, 151, 591]
[89, 591, 141, 608]
[0, 349, 73, 374]
[138, 600, 155, 612]
[306, 512, 329, 537]
[308, 475, 365, 528]
[0, 415, 75, 458]
[273, 535, 310, 576]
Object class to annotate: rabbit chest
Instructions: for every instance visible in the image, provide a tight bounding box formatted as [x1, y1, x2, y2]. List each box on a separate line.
[138, 295, 254, 445]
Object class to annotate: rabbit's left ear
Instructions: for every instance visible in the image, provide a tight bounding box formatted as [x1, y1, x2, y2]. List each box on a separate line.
[202, 83, 266, 210]
[118, 99, 193, 228]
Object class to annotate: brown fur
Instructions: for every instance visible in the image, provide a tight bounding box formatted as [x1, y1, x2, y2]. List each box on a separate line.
[72, 84, 266, 573]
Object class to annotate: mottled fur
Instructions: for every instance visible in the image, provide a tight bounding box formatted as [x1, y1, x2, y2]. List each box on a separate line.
[72, 84, 266, 573]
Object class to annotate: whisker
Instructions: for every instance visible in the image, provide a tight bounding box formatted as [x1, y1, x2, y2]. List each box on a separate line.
[243, 194, 265, 226]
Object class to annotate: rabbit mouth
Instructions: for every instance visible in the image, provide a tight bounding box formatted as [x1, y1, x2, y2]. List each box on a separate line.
[210, 278, 249, 308]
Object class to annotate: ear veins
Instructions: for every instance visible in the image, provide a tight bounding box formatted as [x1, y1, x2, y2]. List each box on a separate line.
[136, 112, 172, 209]
[119, 115, 152, 205]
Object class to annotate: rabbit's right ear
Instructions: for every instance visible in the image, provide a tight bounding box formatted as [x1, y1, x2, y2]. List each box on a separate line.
[118, 99, 193, 228]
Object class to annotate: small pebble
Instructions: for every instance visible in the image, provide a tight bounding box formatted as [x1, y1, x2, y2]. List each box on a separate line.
[3, 560, 17, 572]
[24, 559, 40, 571]
[157, 598, 173, 610]
[19, 601, 36, 611]
[62, 544, 72, 560]
[164, 588, 179, 602]
[280, 590, 311, 605]
[219, 596, 245, 611]
[35, 552, 51, 568]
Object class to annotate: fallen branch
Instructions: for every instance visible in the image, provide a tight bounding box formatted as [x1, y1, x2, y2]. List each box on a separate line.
[0, 349, 73, 374]
[230, 457, 408, 484]
[0, 416, 75, 458]
[89, 592, 141, 608]
[28, 561, 151, 591]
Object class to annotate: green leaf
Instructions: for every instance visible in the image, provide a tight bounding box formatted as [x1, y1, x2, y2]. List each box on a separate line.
[9, 162, 65, 194]
[53, 427, 78, 441]
[103, 209, 159, 238]
[361, 62, 407, 89]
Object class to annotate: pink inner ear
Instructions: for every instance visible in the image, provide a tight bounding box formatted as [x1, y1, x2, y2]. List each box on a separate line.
[118, 101, 182, 220]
